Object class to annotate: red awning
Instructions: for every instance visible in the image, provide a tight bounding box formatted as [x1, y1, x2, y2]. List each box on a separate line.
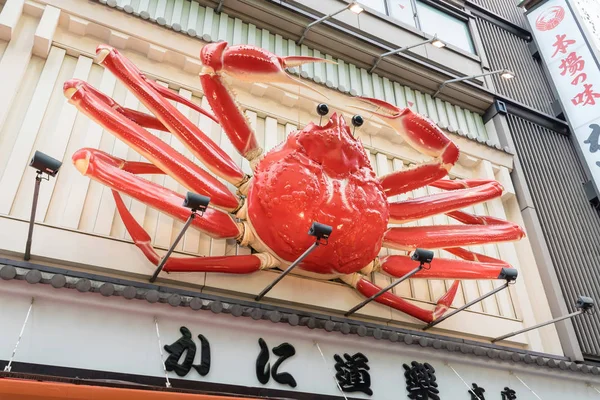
[0, 378, 259, 400]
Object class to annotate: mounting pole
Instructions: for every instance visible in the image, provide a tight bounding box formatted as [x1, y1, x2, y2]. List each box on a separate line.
[345, 265, 423, 317]
[369, 36, 438, 73]
[423, 282, 510, 330]
[256, 241, 320, 301]
[150, 212, 196, 283]
[24, 172, 43, 261]
[492, 310, 585, 343]
[423, 267, 518, 330]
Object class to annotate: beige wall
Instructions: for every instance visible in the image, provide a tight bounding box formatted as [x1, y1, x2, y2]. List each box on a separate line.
[0, 0, 563, 356]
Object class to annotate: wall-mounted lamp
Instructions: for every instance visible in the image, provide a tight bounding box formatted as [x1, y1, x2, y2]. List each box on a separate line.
[491, 296, 595, 343]
[24, 151, 62, 261]
[369, 36, 445, 73]
[149, 192, 210, 283]
[255, 221, 332, 301]
[432, 68, 516, 98]
[345, 249, 433, 317]
[423, 267, 518, 330]
[297, 2, 364, 46]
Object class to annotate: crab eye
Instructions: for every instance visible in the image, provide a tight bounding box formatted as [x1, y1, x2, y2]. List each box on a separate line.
[316, 103, 329, 116]
[352, 115, 364, 127]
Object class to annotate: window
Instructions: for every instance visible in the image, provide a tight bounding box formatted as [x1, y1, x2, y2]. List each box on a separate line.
[356, 0, 387, 14]
[388, 0, 417, 28]
[358, 0, 476, 54]
[414, 2, 475, 53]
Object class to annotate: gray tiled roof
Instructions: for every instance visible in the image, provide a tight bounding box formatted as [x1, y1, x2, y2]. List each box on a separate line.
[1, 259, 598, 375]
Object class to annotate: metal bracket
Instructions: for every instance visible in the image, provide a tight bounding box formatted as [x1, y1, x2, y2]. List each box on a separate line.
[255, 241, 321, 301]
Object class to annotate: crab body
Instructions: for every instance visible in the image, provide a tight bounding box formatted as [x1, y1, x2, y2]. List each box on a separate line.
[63, 42, 525, 324]
[248, 114, 389, 275]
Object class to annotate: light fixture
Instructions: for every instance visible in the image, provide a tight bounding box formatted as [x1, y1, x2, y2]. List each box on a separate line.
[255, 221, 332, 301]
[297, 2, 364, 46]
[345, 249, 433, 317]
[349, 2, 364, 14]
[431, 38, 446, 48]
[491, 296, 595, 343]
[432, 68, 517, 98]
[369, 36, 445, 73]
[423, 267, 518, 330]
[500, 69, 516, 79]
[149, 192, 210, 283]
[24, 151, 62, 261]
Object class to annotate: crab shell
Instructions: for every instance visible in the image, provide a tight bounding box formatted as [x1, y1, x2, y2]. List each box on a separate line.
[248, 113, 389, 275]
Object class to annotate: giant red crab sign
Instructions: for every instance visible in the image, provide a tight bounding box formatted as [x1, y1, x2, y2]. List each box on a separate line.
[63, 42, 525, 323]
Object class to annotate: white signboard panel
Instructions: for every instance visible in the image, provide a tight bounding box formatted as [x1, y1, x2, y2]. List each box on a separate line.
[1, 281, 600, 399]
[527, 0, 600, 189]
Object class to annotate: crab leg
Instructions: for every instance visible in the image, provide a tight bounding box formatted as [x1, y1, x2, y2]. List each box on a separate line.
[64, 79, 240, 212]
[109, 185, 277, 273]
[353, 97, 459, 197]
[389, 180, 503, 223]
[343, 274, 460, 323]
[199, 42, 335, 163]
[377, 248, 511, 280]
[94, 45, 247, 187]
[382, 212, 525, 251]
[73, 148, 240, 239]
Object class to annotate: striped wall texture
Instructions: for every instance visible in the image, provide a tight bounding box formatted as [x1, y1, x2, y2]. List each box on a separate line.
[96, 0, 492, 144]
[475, 17, 556, 116]
[0, 9, 519, 320]
[468, 0, 528, 29]
[508, 115, 600, 358]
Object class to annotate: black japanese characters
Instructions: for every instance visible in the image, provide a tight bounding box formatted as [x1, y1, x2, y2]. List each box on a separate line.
[501, 387, 517, 400]
[584, 124, 600, 153]
[469, 383, 486, 400]
[164, 326, 211, 377]
[333, 352, 373, 396]
[403, 361, 440, 400]
[255, 338, 297, 388]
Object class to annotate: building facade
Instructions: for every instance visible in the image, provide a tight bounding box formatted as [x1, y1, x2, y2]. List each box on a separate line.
[0, 0, 600, 398]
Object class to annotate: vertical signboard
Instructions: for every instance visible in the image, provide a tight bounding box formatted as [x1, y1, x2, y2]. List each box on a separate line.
[527, 0, 600, 190]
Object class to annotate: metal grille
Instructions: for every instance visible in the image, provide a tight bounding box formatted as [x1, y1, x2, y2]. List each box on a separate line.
[469, 0, 528, 28]
[476, 18, 556, 115]
[508, 114, 600, 358]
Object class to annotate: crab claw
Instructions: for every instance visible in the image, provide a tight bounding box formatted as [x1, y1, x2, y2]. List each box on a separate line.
[352, 96, 460, 197]
[352, 96, 458, 161]
[200, 42, 333, 99]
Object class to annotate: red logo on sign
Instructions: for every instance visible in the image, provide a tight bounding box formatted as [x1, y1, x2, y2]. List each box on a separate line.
[536, 6, 565, 31]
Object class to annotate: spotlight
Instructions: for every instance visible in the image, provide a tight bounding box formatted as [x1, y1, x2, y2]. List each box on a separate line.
[431, 39, 446, 48]
[308, 221, 333, 241]
[349, 2, 364, 14]
[24, 151, 62, 261]
[183, 192, 210, 213]
[29, 151, 62, 177]
[150, 192, 210, 282]
[500, 69, 516, 79]
[256, 221, 333, 301]
[576, 295, 595, 312]
[297, 2, 364, 45]
[497, 267, 518, 282]
[433, 68, 516, 98]
[411, 248, 434, 264]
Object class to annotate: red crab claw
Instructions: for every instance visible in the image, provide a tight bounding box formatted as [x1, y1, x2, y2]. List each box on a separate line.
[200, 42, 334, 98]
[351, 96, 459, 197]
[198, 42, 335, 164]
